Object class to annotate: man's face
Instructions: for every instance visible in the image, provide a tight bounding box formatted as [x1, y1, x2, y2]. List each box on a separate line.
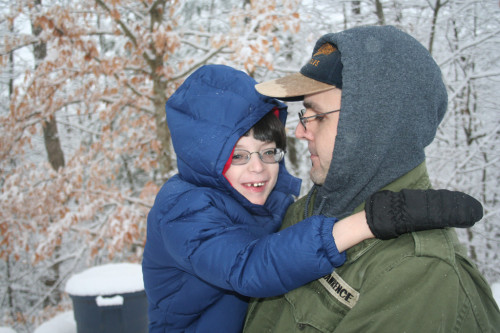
[294, 88, 341, 185]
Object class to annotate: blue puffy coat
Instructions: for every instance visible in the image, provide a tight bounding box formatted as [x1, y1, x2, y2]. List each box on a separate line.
[142, 65, 344, 332]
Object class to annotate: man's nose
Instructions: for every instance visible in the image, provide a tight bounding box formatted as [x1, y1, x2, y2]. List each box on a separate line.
[295, 122, 308, 139]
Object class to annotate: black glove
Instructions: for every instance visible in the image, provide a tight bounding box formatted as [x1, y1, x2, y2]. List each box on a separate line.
[365, 189, 483, 240]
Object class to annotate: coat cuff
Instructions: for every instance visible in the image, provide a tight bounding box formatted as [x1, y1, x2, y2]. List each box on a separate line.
[320, 218, 346, 268]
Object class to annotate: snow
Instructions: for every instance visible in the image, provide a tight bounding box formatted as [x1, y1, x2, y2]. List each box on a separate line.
[95, 295, 124, 307]
[33, 312, 76, 333]
[493, 282, 500, 307]
[0, 328, 18, 333]
[65, 263, 143, 296]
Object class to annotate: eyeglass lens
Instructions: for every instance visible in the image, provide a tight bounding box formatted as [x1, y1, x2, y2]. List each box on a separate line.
[231, 148, 283, 165]
[298, 109, 341, 130]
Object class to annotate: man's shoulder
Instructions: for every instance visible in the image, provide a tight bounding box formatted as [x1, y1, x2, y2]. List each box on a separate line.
[345, 228, 462, 269]
[329, 228, 469, 301]
[282, 195, 309, 229]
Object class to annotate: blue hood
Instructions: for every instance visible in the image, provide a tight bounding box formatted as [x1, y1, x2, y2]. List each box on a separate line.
[166, 64, 301, 206]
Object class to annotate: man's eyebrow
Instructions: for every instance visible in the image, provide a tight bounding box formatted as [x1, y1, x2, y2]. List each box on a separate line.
[303, 100, 320, 112]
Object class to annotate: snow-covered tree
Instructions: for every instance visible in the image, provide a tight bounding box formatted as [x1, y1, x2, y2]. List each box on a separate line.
[0, 0, 300, 330]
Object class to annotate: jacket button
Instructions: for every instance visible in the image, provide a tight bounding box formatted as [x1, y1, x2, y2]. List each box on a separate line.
[297, 323, 306, 330]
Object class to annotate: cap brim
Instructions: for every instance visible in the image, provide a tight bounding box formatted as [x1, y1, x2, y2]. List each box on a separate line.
[255, 73, 336, 101]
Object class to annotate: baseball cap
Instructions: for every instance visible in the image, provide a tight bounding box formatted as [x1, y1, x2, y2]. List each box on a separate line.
[256, 43, 343, 101]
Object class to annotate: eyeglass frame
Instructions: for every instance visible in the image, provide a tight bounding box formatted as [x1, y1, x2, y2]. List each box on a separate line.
[298, 109, 341, 130]
[231, 148, 285, 165]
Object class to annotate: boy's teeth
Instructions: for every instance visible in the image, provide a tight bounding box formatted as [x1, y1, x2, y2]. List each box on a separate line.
[247, 182, 264, 187]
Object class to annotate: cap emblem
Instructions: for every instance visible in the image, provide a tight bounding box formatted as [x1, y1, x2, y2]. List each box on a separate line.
[313, 43, 337, 57]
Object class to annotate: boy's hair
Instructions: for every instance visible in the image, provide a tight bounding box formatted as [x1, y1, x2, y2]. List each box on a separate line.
[244, 111, 287, 151]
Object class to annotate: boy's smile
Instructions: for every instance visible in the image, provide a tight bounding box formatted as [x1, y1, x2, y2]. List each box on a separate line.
[224, 135, 279, 205]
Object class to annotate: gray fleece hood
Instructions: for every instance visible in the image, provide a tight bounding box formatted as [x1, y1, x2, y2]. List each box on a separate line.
[312, 26, 447, 218]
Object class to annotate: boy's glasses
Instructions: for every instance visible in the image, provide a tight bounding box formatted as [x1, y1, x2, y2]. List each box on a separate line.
[298, 109, 341, 130]
[231, 148, 285, 165]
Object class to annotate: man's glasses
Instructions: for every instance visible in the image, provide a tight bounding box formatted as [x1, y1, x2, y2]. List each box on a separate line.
[298, 109, 341, 130]
[231, 148, 285, 165]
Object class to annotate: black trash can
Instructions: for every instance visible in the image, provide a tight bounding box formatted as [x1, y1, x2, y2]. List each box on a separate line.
[65, 263, 148, 333]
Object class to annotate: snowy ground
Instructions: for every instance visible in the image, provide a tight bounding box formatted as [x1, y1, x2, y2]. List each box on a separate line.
[32, 312, 76, 333]
[1, 279, 500, 332]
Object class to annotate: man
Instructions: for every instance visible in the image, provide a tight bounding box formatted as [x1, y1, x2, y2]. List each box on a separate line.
[243, 26, 500, 332]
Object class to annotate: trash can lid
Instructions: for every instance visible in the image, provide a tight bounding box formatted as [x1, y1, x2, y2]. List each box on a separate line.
[65, 263, 144, 296]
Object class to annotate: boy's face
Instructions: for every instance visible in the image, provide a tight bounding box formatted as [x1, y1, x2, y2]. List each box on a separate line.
[225, 135, 279, 205]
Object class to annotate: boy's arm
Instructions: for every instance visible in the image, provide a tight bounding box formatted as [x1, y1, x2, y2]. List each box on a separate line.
[162, 189, 483, 298]
[162, 206, 343, 298]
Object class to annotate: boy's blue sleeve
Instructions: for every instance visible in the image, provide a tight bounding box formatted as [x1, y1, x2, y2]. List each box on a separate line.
[162, 206, 345, 298]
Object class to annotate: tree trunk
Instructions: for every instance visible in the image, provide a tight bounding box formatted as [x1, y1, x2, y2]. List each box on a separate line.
[32, 1, 65, 171]
[428, 0, 445, 55]
[352, 1, 361, 15]
[150, 1, 175, 180]
[32, 0, 63, 307]
[375, 0, 385, 25]
[6, 20, 15, 322]
[154, 93, 174, 180]
[42, 115, 65, 170]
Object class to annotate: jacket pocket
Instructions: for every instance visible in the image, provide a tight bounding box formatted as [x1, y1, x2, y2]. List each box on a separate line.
[283, 277, 352, 332]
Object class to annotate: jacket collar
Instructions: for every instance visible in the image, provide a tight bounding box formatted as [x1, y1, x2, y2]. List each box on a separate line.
[306, 161, 431, 263]
[346, 161, 432, 263]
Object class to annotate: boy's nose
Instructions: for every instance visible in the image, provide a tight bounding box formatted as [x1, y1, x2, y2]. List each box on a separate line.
[247, 154, 265, 172]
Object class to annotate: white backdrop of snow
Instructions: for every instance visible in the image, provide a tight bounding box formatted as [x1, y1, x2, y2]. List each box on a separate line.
[493, 282, 500, 309]
[0, 328, 17, 333]
[32, 312, 76, 333]
[64, 263, 144, 296]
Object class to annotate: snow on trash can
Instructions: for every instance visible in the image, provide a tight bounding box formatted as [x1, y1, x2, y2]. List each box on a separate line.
[65, 263, 147, 333]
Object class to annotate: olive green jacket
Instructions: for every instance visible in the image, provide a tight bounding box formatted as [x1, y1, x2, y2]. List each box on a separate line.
[244, 163, 500, 332]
